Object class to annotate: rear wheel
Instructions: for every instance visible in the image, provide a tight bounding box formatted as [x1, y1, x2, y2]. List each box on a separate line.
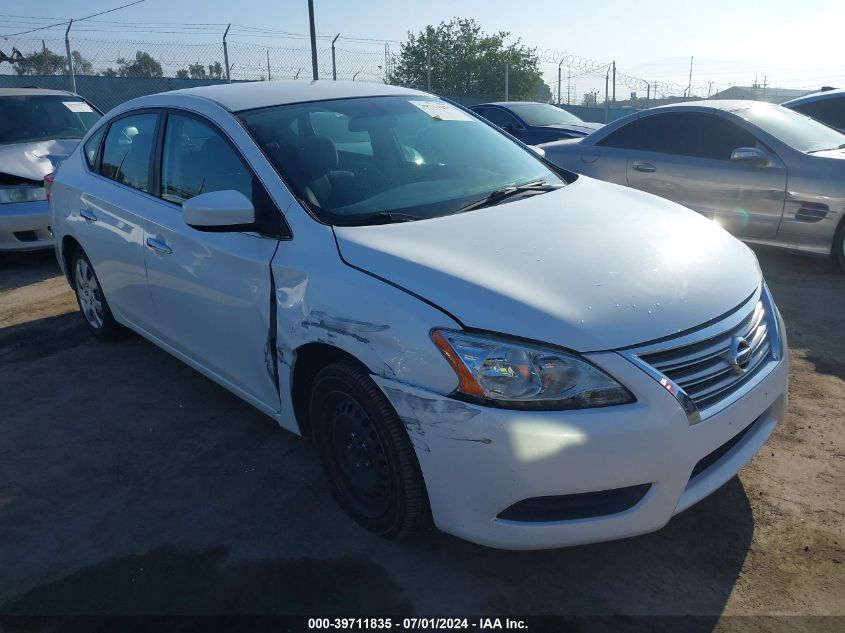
[310, 360, 429, 539]
[70, 249, 125, 340]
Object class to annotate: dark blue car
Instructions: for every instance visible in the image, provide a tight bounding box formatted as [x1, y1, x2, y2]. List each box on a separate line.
[470, 101, 603, 144]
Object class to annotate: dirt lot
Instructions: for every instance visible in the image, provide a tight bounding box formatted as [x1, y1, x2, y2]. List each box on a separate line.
[0, 246, 842, 627]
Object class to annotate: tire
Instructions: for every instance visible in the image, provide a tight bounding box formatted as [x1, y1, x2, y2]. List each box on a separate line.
[310, 360, 430, 539]
[70, 249, 125, 341]
[834, 218, 845, 273]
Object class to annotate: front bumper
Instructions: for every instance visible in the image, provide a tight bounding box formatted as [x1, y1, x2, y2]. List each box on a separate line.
[374, 321, 788, 550]
[0, 200, 54, 252]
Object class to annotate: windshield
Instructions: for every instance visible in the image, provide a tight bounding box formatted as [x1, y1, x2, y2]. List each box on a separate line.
[507, 103, 584, 126]
[0, 95, 101, 146]
[738, 104, 845, 153]
[239, 96, 565, 225]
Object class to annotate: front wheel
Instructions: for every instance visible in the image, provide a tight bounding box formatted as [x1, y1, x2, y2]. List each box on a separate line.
[70, 249, 125, 340]
[834, 219, 845, 273]
[310, 360, 429, 539]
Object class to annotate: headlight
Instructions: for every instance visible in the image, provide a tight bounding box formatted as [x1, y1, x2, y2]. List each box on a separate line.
[0, 185, 47, 204]
[431, 329, 635, 410]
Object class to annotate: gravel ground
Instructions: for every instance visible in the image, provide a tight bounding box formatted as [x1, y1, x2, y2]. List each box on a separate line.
[0, 246, 842, 627]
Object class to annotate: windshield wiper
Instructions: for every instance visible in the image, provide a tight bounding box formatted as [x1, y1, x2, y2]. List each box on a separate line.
[337, 211, 424, 226]
[447, 180, 562, 215]
[808, 143, 845, 153]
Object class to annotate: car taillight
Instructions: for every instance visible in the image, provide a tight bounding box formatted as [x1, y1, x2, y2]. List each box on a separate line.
[44, 172, 55, 204]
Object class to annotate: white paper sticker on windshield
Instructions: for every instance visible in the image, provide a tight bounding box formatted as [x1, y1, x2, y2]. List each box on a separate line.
[63, 101, 94, 113]
[409, 100, 474, 121]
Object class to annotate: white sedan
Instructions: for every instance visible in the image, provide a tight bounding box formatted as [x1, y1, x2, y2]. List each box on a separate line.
[49, 81, 788, 549]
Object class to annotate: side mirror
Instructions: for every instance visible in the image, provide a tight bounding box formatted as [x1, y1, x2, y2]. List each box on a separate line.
[183, 190, 255, 230]
[730, 147, 769, 165]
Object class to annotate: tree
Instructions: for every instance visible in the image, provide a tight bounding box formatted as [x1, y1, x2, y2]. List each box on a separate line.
[11, 47, 93, 76]
[115, 51, 163, 78]
[208, 61, 224, 80]
[12, 47, 67, 75]
[71, 50, 94, 75]
[175, 69, 189, 79]
[188, 62, 207, 79]
[532, 82, 552, 103]
[388, 18, 544, 101]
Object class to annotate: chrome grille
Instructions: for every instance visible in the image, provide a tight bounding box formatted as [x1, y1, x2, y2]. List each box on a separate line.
[638, 299, 773, 413]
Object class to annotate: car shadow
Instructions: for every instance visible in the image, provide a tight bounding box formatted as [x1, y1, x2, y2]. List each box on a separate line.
[750, 245, 845, 382]
[0, 312, 754, 625]
[0, 250, 62, 293]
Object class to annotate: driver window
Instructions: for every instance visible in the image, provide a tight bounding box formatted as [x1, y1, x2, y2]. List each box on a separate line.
[483, 107, 520, 129]
[160, 114, 252, 205]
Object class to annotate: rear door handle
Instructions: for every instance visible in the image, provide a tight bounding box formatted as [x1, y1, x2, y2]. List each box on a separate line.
[79, 209, 98, 222]
[632, 161, 656, 173]
[146, 237, 172, 255]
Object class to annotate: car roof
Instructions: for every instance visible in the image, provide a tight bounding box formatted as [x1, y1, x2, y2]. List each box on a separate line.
[152, 80, 430, 112]
[473, 101, 545, 108]
[781, 88, 845, 107]
[0, 87, 79, 98]
[648, 99, 773, 113]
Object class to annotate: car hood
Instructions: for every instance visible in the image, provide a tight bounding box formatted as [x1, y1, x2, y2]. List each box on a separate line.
[546, 122, 603, 135]
[333, 177, 761, 352]
[0, 139, 80, 181]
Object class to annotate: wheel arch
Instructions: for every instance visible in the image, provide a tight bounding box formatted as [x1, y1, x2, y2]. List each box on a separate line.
[290, 341, 373, 437]
[61, 235, 83, 284]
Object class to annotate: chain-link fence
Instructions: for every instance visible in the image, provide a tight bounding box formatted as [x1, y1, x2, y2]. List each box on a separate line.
[0, 33, 401, 111]
[0, 24, 770, 119]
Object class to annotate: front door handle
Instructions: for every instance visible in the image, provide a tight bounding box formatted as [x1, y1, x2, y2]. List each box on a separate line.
[632, 161, 657, 173]
[79, 209, 98, 222]
[146, 237, 172, 255]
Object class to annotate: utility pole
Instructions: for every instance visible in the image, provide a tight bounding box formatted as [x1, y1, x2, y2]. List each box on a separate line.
[223, 24, 231, 83]
[707, 80, 713, 98]
[331, 33, 339, 80]
[64, 20, 76, 92]
[266, 50, 271, 81]
[646, 82, 650, 108]
[604, 69, 609, 123]
[687, 55, 693, 98]
[42, 40, 47, 75]
[557, 60, 562, 105]
[612, 61, 616, 104]
[504, 62, 509, 101]
[762, 75, 768, 98]
[308, 0, 318, 80]
[426, 48, 432, 91]
[567, 67, 571, 105]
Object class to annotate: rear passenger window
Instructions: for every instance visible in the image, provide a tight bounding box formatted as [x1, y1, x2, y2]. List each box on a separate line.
[160, 114, 252, 205]
[83, 126, 105, 169]
[100, 113, 158, 192]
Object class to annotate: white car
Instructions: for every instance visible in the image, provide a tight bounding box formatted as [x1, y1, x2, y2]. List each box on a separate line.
[0, 88, 101, 251]
[49, 81, 788, 550]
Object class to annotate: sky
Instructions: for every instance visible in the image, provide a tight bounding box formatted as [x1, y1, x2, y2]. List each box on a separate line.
[2, 0, 843, 100]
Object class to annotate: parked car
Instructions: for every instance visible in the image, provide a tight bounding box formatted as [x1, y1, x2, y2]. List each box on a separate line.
[51, 82, 787, 550]
[0, 88, 101, 252]
[540, 100, 845, 271]
[470, 101, 602, 144]
[782, 88, 845, 132]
